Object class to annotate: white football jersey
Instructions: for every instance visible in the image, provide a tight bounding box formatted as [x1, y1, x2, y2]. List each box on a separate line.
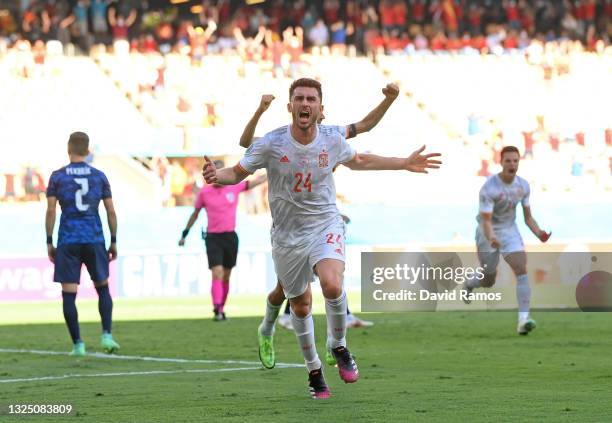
[477, 174, 531, 229]
[239, 124, 356, 247]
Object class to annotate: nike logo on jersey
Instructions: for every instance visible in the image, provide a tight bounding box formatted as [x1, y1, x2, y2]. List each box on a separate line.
[280, 155, 290, 163]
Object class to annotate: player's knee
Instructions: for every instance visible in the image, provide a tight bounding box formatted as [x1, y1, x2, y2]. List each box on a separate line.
[481, 273, 497, 288]
[318, 271, 343, 299]
[290, 301, 311, 318]
[94, 280, 108, 288]
[321, 283, 342, 299]
[61, 283, 78, 294]
[222, 269, 231, 283]
[211, 267, 224, 280]
[513, 265, 527, 276]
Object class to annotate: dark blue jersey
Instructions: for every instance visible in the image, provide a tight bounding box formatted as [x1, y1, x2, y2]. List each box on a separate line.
[46, 162, 112, 246]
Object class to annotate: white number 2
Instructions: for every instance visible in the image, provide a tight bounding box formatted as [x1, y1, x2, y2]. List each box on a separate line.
[74, 178, 90, 212]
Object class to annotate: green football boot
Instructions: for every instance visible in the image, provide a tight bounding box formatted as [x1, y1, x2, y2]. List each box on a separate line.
[257, 324, 275, 369]
[517, 318, 537, 336]
[325, 349, 336, 366]
[101, 333, 120, 354]
[70, 341, 86, 357]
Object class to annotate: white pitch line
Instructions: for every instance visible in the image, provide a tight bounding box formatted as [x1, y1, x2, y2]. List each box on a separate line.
[0, 366, 266, 384]
[0, 348, 302, 368]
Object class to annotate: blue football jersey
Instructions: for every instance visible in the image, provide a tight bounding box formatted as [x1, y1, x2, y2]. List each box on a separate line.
[46, 162, 112, 246]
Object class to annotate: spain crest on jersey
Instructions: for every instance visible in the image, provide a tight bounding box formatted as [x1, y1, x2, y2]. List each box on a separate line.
[318, 149, 329, 168]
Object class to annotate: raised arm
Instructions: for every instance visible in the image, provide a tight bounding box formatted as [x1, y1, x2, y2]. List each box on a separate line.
[346, 83, 400, 139]
[126, 9, 138, 27]
[103, 197, 118, 261]
[253, 25, 266, 46]
[202, 157, 248, 185]
[203, 19, 217, 40]
[265, 29, 274, 47]
[41, 9, 51, 33]
[45, 197, 57, 262]
[233, 27, 246, 45]
[523, 206, 550, 242]
[60, 14, 76, 29]
[239, 95, 275, 148]
[108, 7, 116, 26]
[343, 145, 441, 173]
[282, 26, 293, 45]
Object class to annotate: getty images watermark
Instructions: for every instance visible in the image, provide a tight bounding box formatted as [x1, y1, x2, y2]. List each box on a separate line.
[361, 252, 612, 312]
[370, 262, 499, 302]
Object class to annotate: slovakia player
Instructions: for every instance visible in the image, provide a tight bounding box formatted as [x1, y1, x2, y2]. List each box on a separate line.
[45, 132, 120, 356]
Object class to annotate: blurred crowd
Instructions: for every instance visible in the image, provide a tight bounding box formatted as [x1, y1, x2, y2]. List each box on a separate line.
[1, 1, 611, 205]
[142, 156, 268, 211]
[0, 0, 610, 57]
[379, 47, 612, 191]
[0, 166, 47, 202]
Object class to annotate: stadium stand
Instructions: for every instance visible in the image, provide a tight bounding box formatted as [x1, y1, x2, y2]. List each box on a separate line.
[1, 0, 610, 208]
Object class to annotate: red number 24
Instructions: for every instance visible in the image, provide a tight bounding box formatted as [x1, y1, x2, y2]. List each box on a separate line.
[326, 233, 342, 244]
[293, 172, 312, 193]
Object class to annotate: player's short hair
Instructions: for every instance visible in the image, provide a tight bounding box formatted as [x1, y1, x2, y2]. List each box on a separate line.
[68, 132, 89, 156]
[500, 146, 520, 159]
[289, 78, 322, 101]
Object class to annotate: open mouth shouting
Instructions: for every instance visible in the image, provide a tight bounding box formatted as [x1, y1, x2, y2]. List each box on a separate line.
[298, 109, 312, 125]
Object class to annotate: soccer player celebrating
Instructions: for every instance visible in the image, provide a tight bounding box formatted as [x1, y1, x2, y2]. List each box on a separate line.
[239, 89, 400, 369]
[178, 160, 266, 321]
[463, 146, 551, 335]
[239, 83, 401, 148]
[203, 78, 441, 398]
[45, 132, 120, 356]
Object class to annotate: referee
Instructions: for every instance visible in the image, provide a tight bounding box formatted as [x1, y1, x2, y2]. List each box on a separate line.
[179, 159, 266, 320]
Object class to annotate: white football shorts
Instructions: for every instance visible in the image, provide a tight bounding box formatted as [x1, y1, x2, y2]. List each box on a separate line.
[272, 221, 346, 299]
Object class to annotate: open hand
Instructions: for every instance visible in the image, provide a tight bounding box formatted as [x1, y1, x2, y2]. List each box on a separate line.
[403, 145, 442, 174]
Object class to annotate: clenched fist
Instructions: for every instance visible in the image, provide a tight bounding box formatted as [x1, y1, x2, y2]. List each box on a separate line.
[382, 83, 400, 101]
[258, 94, 275, 113]
[202, 156, 218, 184]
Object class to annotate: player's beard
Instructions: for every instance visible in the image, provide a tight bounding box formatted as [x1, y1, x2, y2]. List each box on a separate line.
[294, 108, 318, 131]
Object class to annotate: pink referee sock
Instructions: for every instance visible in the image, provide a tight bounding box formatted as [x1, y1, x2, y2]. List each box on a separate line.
[221, 281, 230, 312]
[211, 279, 224, 312]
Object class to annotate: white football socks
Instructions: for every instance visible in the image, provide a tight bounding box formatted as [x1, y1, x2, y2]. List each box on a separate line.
[260, 299, 281, 336]
[325, 291, 347, 349]
[290, 309, 321, 371]
[516, 274, 531, 321]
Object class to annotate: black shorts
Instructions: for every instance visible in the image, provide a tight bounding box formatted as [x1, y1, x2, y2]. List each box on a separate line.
[54, 243, 109, 283]
[204, 231, 239, 269]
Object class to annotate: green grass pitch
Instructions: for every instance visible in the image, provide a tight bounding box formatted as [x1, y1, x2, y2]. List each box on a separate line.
[1, 297, 611, 422]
